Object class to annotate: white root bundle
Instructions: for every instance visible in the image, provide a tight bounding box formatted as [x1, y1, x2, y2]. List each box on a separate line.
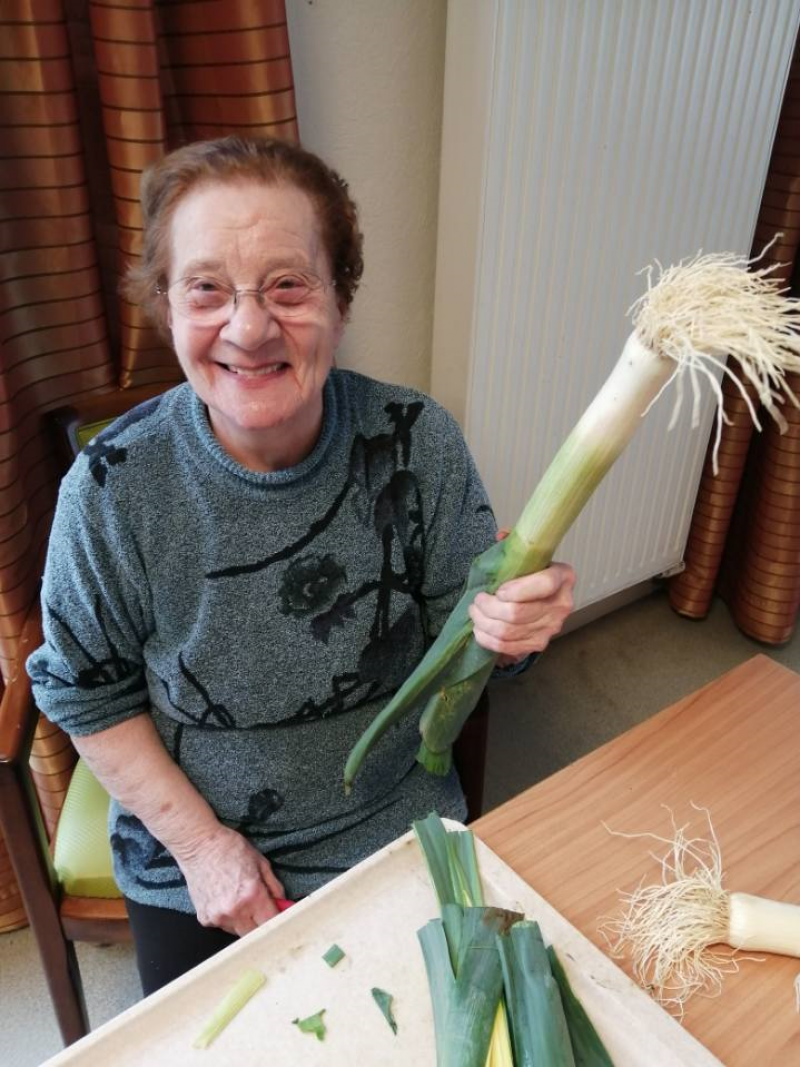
[630, 241, 800, 471]
[599, 806, 800, 1017]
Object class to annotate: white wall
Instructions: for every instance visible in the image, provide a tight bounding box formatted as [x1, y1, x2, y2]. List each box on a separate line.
[286, 0, 447, 392]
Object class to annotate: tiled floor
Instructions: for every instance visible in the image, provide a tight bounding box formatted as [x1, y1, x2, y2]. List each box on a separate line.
[4, 589, 798, 1066]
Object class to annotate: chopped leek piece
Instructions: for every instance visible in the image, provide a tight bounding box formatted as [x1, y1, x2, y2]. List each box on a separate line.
[192, 968, 266, 1050]
[547, 946, 614, 1066]
[293, 1009, 327, 1041]
[322, 943, 345, 968]
[371, 987, 398, 1034]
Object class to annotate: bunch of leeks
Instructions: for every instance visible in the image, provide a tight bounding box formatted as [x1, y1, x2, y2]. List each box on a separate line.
[344, 248, 800, 792]
[414, 813, 613, 1066]
[414, 813, 518, 1067]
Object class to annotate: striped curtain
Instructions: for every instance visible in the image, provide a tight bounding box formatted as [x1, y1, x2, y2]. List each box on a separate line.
[1, 0, 298, 932]
[669, 43, 800, 644]
[1, 0, 299, 684]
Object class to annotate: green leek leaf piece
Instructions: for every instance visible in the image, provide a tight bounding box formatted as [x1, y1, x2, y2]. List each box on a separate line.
[497, 921, 576, 1066]
[371, 987, 398, 1035]
[322, 943, 345, 968]
[547, 945, 615, 1066]
[292, 1008, 327, 1042]
[412, 813, 484, 909]
[192, 968, 266, 1050]
[418, 907, 520, 1067]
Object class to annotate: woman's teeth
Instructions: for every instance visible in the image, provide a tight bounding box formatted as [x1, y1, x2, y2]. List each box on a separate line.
[226, 363, 285, 377]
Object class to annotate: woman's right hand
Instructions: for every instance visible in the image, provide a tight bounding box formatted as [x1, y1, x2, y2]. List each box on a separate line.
[176, 824, 286, 936]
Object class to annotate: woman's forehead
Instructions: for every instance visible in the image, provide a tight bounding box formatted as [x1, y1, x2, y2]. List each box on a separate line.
[168, 180, 324, 272]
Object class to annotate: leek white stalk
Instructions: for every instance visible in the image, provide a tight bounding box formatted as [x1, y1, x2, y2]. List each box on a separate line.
[192, 968, 266, 1049]
[344, 246, 800, 792]
[728, 892, 800, 956]
[600, 806, 800, 1016]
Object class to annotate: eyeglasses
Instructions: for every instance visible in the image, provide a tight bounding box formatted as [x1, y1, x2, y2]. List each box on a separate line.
[158, 267, 334, 324]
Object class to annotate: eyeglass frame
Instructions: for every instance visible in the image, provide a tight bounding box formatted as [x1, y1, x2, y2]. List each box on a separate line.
[155, 267, 337, 324]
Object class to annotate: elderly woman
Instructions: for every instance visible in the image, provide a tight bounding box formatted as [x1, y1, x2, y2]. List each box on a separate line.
[27, 137, 574, 995]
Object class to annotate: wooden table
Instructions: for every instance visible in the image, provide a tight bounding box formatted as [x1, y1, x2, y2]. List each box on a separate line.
[473, 654, 800, 1067]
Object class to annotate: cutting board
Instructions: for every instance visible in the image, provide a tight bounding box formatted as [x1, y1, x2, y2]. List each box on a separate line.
[42, 822, 722, 1065]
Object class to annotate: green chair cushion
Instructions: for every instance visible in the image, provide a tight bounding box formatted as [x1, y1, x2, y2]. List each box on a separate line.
[75, 418, 115, 451]
[53, 758, 121, 898]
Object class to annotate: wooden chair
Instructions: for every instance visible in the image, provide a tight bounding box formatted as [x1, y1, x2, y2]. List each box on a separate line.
[0, 384, 164, 1045]
[0, 384, 490, 1048]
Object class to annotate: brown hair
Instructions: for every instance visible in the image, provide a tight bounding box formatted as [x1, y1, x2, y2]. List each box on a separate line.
[122, 136, 364, 334]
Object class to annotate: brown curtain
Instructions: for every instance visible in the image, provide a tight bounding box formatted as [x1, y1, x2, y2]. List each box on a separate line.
[1, 0, 298, 930]
[669, 45, 800, 644]
[1, 0, 299, 682]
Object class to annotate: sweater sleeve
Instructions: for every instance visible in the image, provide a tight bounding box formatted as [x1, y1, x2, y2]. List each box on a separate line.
[419, 405, 498, 641]
[26, 467, 151, 737]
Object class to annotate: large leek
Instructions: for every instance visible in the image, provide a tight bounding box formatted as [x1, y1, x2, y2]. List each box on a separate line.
[344, 248, 800, 791]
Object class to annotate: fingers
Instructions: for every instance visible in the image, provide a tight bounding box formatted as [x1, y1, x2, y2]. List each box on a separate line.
[469, 562, 576, 657]
[493, 561, 576, 603]
[184, 834, 286, 936]
[198, 880, 280, 936]
[258, 855, 285, 900]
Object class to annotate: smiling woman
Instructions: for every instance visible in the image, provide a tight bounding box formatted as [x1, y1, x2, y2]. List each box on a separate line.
[164, 181, 344, 471]
[26, 135, 575, 998]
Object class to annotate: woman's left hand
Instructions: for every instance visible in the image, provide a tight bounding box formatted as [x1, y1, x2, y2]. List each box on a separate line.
[468, 560, 576, 666]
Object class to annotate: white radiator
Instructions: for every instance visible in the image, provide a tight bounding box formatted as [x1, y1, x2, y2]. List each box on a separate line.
[432, 0, 799, 613]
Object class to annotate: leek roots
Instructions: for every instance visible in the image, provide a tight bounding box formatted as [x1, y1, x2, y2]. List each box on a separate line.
[600, 804, 800, 1016]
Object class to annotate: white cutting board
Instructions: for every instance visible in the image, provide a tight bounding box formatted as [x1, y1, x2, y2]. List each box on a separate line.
[43, 822, 722, 1066]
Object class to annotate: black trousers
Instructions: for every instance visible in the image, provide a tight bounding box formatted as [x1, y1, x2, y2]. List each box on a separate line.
[125, 896, 239, 996]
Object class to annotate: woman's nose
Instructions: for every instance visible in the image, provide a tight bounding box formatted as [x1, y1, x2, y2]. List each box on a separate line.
[220, 293, 281, 349]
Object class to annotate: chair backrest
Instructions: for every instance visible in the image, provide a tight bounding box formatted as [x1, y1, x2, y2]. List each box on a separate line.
[29, 385, 172, 839]
[49, 384, 169, 466]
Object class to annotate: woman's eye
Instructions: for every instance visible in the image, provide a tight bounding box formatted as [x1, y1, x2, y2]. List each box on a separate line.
[269, 274, 311, 302]
[185, 279, 228, 306]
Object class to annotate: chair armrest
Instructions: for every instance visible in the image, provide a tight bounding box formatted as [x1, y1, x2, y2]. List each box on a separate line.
[0, 600, 44, 764]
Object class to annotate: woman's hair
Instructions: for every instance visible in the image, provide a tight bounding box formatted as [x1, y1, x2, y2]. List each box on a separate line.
[122, 136, 364, 332]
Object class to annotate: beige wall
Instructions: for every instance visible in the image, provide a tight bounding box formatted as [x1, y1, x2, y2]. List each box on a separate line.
[286, 0, 447, 392]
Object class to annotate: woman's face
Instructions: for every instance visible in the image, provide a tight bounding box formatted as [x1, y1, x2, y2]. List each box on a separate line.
[166, 180, 344, 471]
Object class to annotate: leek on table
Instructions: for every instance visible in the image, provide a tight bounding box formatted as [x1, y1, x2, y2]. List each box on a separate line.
[418, 906, 520, 1067]
[192, 968, 266, 1050]
[600, 805, 800, 1016]
[292, 1008, 327, 1041]
[322, 943, 346, 968]
[344, 248, 800, 791]
[413, 814, 615, 1066]
[371, 987, 398, 1034]
[547, 946, 614, 1067]
[414, 813, 517, 1066]
[496, 921, 575, 1067]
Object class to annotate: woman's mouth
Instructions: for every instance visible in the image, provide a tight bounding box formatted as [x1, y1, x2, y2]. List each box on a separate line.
[221, 362, 288, 378]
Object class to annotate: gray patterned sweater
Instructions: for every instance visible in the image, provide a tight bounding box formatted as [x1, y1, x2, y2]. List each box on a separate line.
[27, 370, 498, 909]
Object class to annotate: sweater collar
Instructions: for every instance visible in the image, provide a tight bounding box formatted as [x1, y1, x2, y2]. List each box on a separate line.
[186, 373, 339, 487]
